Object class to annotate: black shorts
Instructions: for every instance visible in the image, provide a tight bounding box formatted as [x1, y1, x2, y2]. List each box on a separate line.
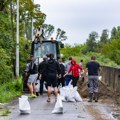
[46, 75, 57, 87]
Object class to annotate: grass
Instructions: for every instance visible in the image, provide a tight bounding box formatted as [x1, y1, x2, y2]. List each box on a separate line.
[0, 77, 23, 103]
[1, 108, 11, 116]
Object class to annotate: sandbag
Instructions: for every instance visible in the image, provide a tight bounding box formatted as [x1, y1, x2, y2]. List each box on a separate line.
[52, 95, 63, 114]
[60, 86, 82, 102]
[36, 80, 47, 92]
[19, 95, 31, 114]
[43, 81, 48, 92]
[65, 87, 76, 102]
[59, 87, 67, 102]
[60, 85, 76, 102]
[36, 80, 40, 92]
[98, 76, 102, 81]
[74, 91, 83, 102]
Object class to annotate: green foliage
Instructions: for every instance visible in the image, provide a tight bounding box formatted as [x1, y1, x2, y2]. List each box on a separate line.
[111, 26, 120, 40]
[0, 77, 23, 103]
[82, 31, 98, 53]
[42, 24, 55, 39]
[60, 44, 84, 58]
[61, 44, 118, 67]
[56, 28, 67, 41]
[102, 39, 120, 65]
[1, 108, 11, 116]
[0, 48, 13, 84]
[19, 37, 31, 74]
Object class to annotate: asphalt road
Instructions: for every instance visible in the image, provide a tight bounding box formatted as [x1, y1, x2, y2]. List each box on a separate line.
[8, 94, 93, 120]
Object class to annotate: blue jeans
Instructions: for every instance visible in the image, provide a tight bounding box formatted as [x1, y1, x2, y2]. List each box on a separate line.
[65, 75, 73, 86]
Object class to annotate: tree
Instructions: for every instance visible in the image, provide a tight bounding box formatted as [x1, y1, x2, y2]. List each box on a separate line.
[42, 24, 55, 39]
[102, 38, 120, 64]
[56, 28, 67, 41]
[100, 29, 109, 43]
[82, 31, 98, 53]
[110, 26, 120, 40]
[96, 29, 109, 52]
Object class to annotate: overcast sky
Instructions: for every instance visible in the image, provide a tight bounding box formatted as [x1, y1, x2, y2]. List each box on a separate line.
[34, 0, 120, 45]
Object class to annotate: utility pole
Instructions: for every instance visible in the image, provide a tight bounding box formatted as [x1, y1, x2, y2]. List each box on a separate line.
[16, 0, 19, 77]
[31, 0, 34, 41]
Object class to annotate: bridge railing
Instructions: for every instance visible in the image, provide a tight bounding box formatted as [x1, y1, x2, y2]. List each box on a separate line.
[101, 66, 120, 94]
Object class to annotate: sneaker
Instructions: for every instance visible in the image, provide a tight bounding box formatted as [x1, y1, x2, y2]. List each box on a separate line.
[28, 94, 34, 98]
[29, 94, 37, 98]
[33, 94, 37, 98]
[47, 97, 51, 102]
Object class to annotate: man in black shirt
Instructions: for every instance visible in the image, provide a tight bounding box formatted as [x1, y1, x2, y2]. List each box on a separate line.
[86, 56, 100, 102]
[58, 59, 65, 87]
[38, 57, 47, 95]
[46, 54, 61, 102]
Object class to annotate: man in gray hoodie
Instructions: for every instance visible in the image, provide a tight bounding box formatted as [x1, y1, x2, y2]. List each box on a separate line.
[65, 57, 73, 86]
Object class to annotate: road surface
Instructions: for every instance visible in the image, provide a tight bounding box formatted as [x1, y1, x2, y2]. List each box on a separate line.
[5, 94, 119, 120]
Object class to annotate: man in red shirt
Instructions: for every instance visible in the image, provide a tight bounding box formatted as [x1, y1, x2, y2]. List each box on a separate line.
[64, 59, 82, 87]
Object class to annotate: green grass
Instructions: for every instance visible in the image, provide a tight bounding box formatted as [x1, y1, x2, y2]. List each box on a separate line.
[1, 108, 11, 116]
[0, 77, 23, 103]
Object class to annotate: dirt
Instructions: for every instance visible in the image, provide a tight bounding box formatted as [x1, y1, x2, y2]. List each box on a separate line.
[78, 78, 120, 120]
[77, 78, 116, 99]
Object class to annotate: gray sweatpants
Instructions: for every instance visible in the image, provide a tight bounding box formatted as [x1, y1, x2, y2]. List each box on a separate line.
[88, 76, 98, 93]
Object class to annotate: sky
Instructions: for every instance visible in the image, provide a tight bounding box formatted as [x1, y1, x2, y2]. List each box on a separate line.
[34, 0, 120, 45]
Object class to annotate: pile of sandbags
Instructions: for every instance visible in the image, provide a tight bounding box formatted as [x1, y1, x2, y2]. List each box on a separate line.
[19, 95, 31, 114]
[60, 85, 83, 102]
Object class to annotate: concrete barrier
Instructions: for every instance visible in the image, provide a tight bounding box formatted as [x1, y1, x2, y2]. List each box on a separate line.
[101, 66, 120, 94]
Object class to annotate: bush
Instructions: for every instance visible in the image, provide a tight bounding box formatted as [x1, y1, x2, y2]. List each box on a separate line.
[0, 48, 13, 84]
[0, 77, 23, 103]
[73, 52, 118, 68]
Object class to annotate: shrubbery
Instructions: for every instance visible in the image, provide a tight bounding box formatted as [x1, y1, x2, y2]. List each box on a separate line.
[0, 48, 13, 84]
[0, 77, 23, 103]
[61, 45, 118, 68]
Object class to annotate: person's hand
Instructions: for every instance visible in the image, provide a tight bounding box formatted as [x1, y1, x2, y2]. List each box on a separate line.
[58, 74, 61, 78]
[63, 74, 66, 78]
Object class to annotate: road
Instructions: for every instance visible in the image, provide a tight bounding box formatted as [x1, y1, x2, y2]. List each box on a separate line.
[6, 94, 119, 120]
[8, 94, 93, 120]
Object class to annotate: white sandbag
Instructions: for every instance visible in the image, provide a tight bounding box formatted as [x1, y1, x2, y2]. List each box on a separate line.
[98, 76, 102, 81]
[52, 95, 63, 114]
[60, 86, 76, 102]
[60, 96, 67, 102]
[19, 95, 31, 114]
[36, 80, 47, 92]
[59, 87, 67, 102]
[66, 96, 76, 102]
[43, 82, 47, 92]
[74, 91, 83, 102]
[36, 80, 40, 92]
[66, 89, 76, 102]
